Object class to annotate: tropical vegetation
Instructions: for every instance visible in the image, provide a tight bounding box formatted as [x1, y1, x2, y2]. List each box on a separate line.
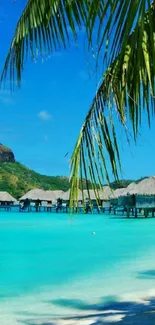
[0, 161, 71, 198]
[0, 160, 146, 199]
[1, 0, 154, 206]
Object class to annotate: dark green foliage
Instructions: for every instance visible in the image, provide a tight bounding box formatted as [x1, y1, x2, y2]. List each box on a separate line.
[110, 180, 134, 190]
[110, 177, 149, 190]
[0, 162, 71, 199]
[0, 160, 148, 200]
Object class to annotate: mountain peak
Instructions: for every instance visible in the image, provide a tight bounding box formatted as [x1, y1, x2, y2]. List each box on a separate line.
[0, 144, 15, 162]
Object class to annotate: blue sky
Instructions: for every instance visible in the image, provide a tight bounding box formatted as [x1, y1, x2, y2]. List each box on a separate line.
[0, 1, 155, 180]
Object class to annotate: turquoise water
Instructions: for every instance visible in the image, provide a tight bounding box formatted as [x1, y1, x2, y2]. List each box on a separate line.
[0, 213, 155, 324]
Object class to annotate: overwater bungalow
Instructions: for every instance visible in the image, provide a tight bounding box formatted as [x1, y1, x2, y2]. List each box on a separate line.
[61, 189, 84, 212]
[62, 186, 113, 213]
[118, 182, 137, 207]
[117, 177, 155, 217]
[19, 188, 64, 211]
[83, 186, 112, 208]
[110, 188, 126, 207]
[20, 188, 47, 202]
[129, 177, 155, 209]
[0, 191, 16, 206]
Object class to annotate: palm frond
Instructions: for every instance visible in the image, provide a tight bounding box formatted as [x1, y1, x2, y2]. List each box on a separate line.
[1, 0, 104, 87]
[70, 79, 122, 210]
[88, 0, 153, 66]
[1, 0, 154, 87]
[70, 1, 155, 207]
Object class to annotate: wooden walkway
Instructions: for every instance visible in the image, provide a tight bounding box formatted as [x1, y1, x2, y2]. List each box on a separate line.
[19, 205, 103, 214]
[0, 204, 155, 217]
[109, 206, 155, 218]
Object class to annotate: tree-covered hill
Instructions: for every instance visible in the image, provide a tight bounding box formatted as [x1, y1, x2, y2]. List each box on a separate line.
[0, 161, 148, 200]
[0, 162, 71, 199]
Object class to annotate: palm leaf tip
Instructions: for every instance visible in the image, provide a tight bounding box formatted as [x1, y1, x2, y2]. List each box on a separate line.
[70, 82, 122, 208]
[1, 0, 106, 86]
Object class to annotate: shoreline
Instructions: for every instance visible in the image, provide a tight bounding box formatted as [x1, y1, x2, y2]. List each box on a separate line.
[24, 296, 155, 324]
[23, 290, 155, 325]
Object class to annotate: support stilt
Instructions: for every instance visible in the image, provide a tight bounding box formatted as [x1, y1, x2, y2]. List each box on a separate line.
[127, 208, 130, 218]
[144, 209, 148, 218]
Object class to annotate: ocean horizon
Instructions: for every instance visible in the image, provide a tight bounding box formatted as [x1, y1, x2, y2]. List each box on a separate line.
[0, 212, 155, 324]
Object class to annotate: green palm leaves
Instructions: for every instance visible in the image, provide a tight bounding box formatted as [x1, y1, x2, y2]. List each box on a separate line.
[1, 0, 101, 86]
[71, 1, 155, 207]
[1, 0, 155, 207]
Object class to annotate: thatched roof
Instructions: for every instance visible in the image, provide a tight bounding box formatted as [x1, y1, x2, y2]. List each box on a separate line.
[45, 190, 64, 200]
[20, 189, 64, 201]
[109, 182, 137, 199]
[84, 190, 98, 200]
[129, 177, 155, 195]
[0, 191, 16, 202]
[102, 186, 114, 199]
[120, 182, 137, 196]
[62, 186, 113, 201]
[62, 189, 83, 201]
[110, 188, 126, 199]
[84, 186, 113, 200]
[20, 189, 48, 201]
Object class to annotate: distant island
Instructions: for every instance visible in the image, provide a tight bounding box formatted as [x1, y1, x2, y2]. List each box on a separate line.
[0, 144, 149, 199]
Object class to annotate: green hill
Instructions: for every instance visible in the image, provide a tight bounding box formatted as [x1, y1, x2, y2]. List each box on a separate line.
[0, 143, 148, 200]
[0, 162, 71, 199]
[0, 161, 149, 200]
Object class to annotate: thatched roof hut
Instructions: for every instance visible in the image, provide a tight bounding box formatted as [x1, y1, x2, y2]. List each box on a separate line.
[20, 189, 65, 202]
[119, 182, 137, 196]
[109, 183, 137, 200]
[0, 191, 16, 203]
[20, 189, 47, 201]
[129, 177, 155, 195]
[118, 178, 155, 208]
[125, 177, 155, 209]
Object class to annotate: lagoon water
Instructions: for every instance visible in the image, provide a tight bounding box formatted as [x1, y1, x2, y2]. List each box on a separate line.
[1, 213, 155, 324]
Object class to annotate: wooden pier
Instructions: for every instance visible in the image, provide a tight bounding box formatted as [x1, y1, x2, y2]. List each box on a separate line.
[108, 206, 155, 218]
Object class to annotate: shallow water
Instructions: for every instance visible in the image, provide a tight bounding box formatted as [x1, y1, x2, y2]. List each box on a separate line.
[0, 213, 155, 324]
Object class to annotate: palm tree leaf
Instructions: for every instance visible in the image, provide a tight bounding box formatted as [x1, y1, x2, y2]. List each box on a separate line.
[70, 1, 155, 207]
[1, 0, 104, 87]
[95, 0, 153, 65]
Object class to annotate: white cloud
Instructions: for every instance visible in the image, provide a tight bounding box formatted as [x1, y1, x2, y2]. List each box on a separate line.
[38, 110, 52, 121]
